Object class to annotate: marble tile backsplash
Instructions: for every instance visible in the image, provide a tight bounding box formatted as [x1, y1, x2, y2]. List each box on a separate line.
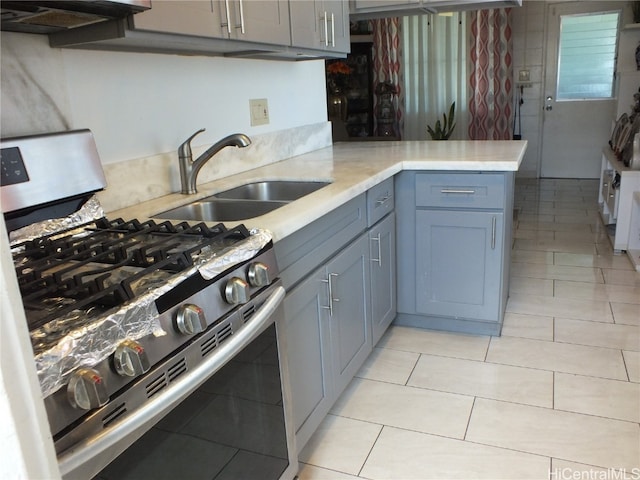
[97, 122, 332, 213]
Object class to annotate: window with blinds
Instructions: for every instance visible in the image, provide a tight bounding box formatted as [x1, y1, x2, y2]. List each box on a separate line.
[557, 11, 620, 100]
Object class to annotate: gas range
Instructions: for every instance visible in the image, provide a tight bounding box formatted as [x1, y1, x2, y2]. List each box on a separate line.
[11, 214, 277, 439]
[1, 130, 292, 479]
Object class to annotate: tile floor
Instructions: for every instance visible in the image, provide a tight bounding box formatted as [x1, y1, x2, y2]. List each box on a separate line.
[297, 178, 640, 480]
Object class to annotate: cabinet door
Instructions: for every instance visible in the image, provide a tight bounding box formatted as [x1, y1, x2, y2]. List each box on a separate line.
[325, 0, 350, 53]
[415, 209, 503, 322]
[218, 0, 291, 45]
[282, 267, 332, 450]
[289, 0, 321, 50]
[132, 0, 225, 38]
[289, 0, 349, 53]
[326, 234, 371, 397]
[369, 213, 396, 345]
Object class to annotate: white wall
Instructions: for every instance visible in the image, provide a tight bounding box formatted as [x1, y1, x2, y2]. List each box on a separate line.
[511, 0, 545, 178]
[1, 32, 328, 165]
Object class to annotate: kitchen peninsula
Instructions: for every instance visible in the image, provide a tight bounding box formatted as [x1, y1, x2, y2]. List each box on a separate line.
[114, 139, 526, 450]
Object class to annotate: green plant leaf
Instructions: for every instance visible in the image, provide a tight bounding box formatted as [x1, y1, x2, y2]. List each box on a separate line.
[447, 102, 456, 131]
[426, 101, 456, 140]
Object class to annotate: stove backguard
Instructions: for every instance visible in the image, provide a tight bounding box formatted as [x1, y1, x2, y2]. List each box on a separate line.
[1, 129, 107, 231]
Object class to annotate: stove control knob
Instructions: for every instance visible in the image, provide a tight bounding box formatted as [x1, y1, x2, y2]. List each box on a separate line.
[113, 340, 150, 377]
[67, 368, 109, 411]
[224, 277, 250, 305]
[176, 304, 207, 335]
[248, 262, 270, 287]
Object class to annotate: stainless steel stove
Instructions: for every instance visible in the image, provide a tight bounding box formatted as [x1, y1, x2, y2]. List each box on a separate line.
[1, 130, 296, 480]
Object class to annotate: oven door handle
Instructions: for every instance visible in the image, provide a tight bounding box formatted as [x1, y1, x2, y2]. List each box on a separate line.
[57, 285, 286, 478]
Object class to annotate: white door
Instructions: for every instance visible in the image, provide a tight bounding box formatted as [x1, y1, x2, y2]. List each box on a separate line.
[541, 2, 623, 178]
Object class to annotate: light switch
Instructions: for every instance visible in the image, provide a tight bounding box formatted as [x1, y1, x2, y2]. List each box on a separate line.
[250, 98, 269, 126]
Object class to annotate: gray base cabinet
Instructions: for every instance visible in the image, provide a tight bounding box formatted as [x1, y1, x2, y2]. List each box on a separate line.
[415, 209, 503, 320]
[282, 266, 331, 451]
[395, 171, 513, 336]
[369, 212, 396, 345]
[278, 180, 397, 452]
[283, 234, 371, 450]
[326, 235, 372, 396]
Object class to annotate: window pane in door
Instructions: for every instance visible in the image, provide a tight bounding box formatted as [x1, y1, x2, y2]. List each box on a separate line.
[557, 12, 619, 100]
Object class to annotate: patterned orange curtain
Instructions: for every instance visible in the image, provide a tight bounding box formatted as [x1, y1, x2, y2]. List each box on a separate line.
[468, 9, 513, 140]
[371, 18, 404, 138]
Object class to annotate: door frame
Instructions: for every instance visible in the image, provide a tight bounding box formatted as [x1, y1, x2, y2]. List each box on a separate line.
[539, 1, 624, 178]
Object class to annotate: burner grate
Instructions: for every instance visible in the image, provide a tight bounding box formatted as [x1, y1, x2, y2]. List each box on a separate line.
[12, 219, 252, 330]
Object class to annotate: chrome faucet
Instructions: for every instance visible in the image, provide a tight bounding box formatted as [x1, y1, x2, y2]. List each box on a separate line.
[178, 129, 251, 194]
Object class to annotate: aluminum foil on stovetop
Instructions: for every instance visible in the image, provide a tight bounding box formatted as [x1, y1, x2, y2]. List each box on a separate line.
[31, 228, 273, 398]
[9, 195, 105, 247]
[195, 228, 272, 279]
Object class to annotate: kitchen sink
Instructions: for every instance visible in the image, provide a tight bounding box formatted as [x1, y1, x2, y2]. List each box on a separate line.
[154, 180, 331, 222]
[213, 180, 331, 201]
[155, 198, 288, 222]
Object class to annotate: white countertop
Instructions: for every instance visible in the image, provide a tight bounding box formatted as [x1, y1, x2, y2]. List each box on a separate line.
[112, 140, 527, 242]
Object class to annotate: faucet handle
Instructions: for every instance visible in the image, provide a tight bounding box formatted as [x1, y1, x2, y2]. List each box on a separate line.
[178, 128, 205, 160]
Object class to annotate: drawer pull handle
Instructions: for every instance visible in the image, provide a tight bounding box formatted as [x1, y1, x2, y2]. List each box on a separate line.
[491, 216, 496, 250]
[237, 0, 246, 34]
[321, 273, 339, 316]
[330, 12, 335, 48]
[322, 11, 329, 46]
[441, 189, 476, 194]
[371, 234, 382, 267]
[375, 194, 391, 206]
[223, 0, 232, 34]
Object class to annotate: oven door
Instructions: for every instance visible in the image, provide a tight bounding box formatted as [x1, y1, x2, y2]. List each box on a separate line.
[57, 284, 297, 480]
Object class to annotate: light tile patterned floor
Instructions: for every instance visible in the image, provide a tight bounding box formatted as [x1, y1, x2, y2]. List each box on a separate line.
[297, 178, 640, 480]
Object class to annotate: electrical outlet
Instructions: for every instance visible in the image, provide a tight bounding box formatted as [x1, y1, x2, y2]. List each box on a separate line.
[250, 98, 269, 126]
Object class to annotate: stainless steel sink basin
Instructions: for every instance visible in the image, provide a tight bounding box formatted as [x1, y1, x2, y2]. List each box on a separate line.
[155, 198, 288, 222]
[154, 180, 331, 222]
[213, 180, 331, 201]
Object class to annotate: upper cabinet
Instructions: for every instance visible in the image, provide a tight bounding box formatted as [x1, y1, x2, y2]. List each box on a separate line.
[131, 1, 225, 38]
[132, 1, 290, 45]
[290, 0, 350, 54]
[425, 0, 522, 13]
[351, 0, 425, 18]
[350, 0, 522, 19]
[218, 0, 291, 45]
[45, 0, 348, 59]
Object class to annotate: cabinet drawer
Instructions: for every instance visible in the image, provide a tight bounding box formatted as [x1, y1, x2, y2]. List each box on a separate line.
[367, 177, 394, 226]
[415, 173, 505, 209]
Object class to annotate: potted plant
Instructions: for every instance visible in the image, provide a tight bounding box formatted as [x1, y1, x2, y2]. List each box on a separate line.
[427, 102, 456, 140]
